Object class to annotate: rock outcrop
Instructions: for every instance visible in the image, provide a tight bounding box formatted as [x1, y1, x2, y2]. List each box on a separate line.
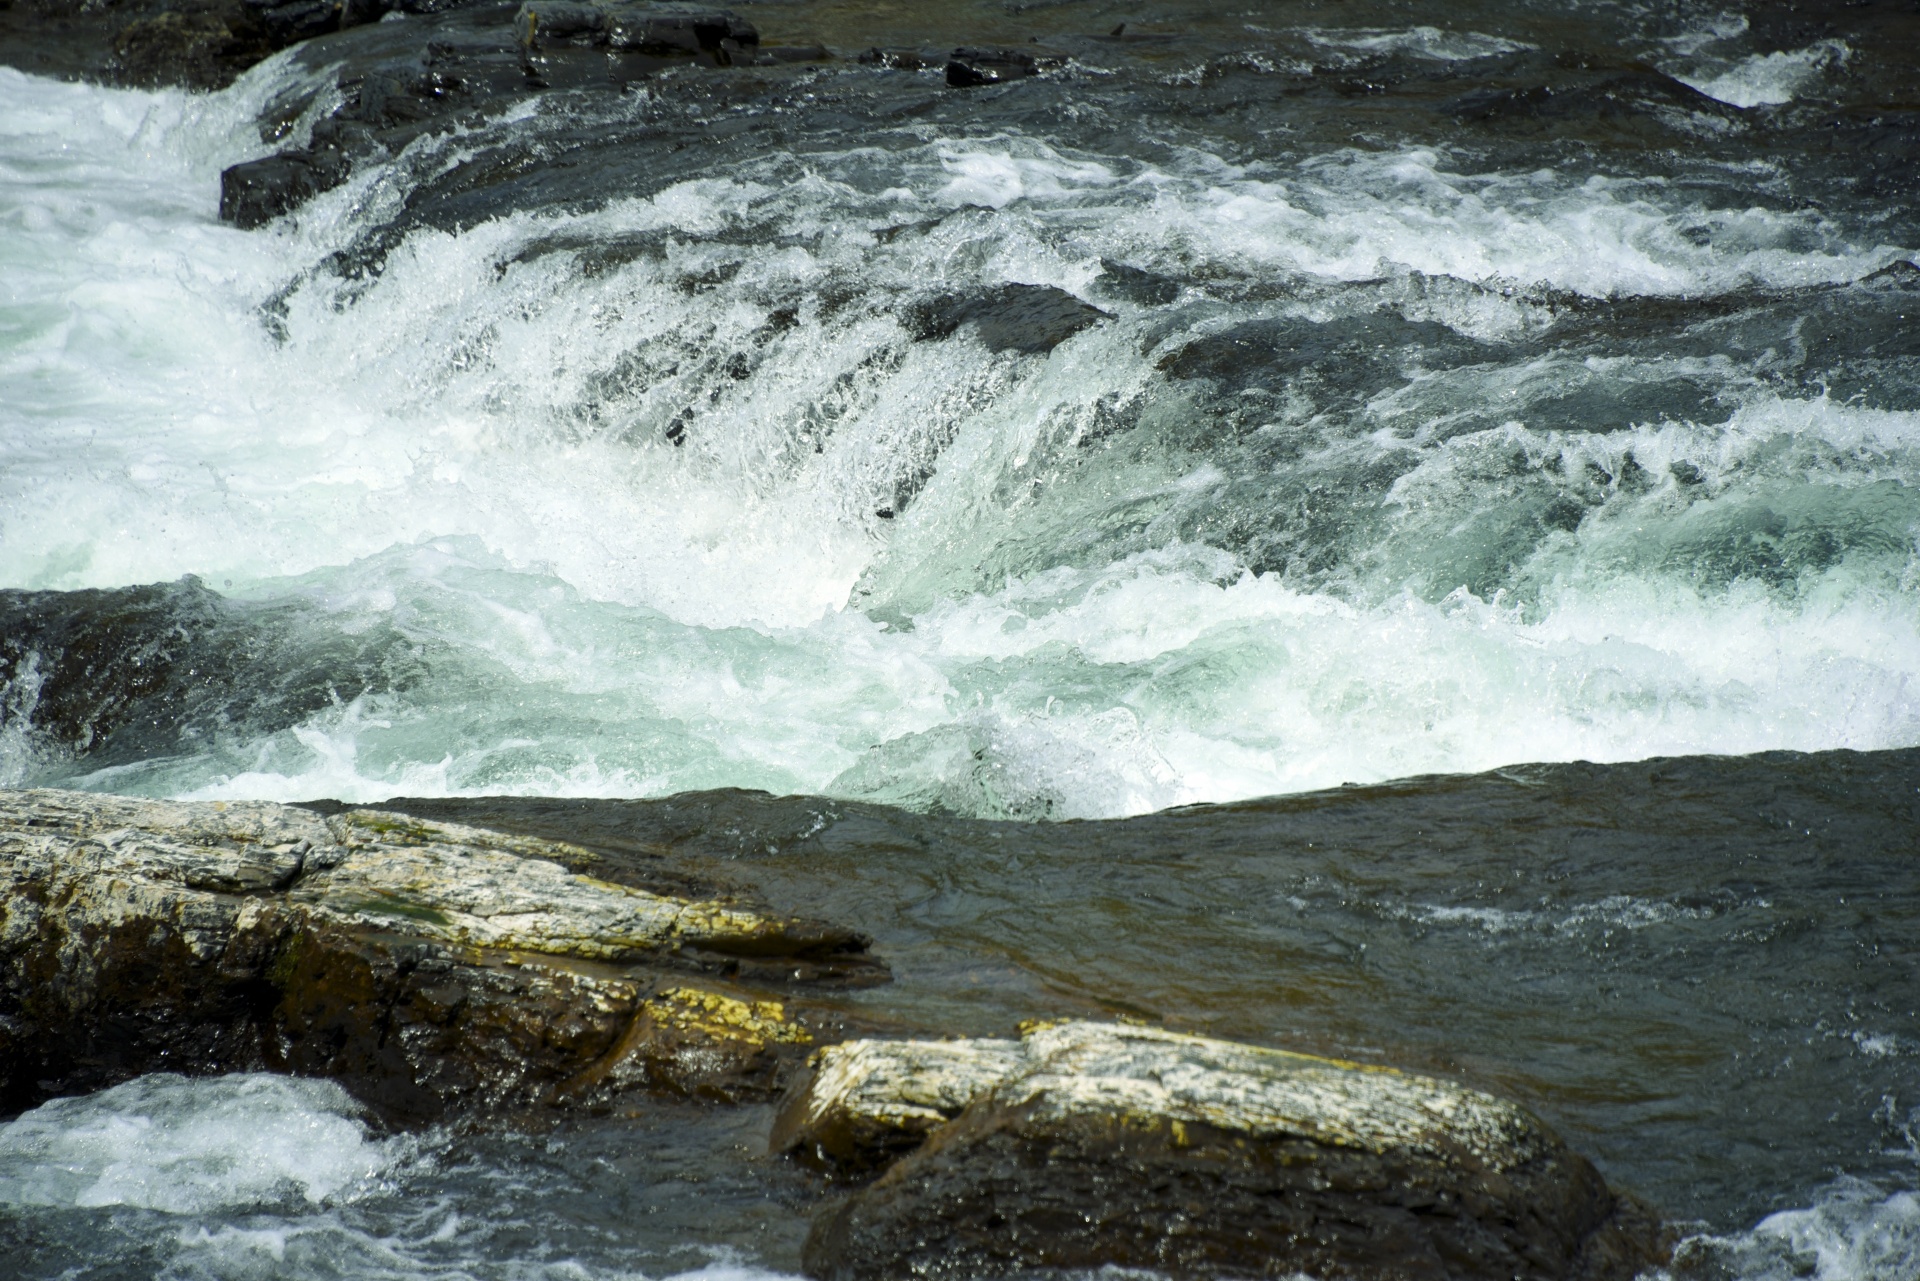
[0, 789, 881, 1118]
[781, 1021, 1667, 1281]
[513, 1, 757, 60]
[212, 2, 766, 228]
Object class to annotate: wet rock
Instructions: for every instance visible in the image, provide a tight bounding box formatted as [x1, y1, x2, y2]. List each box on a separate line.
[772, 1036, 1028, 1174]
[1157, 312, 1484, 403]
[0, 789, 882, 1117]
[219, 147, 355, 228]
[905, 285, 1111, 355]
[513, 1, 756, 58]
[857, 47, 934, 71]
[945, 46, 1065, 88]
[243, 0, 347, 46]
[788, 1021, 1668, 1281]
[212, 1, 769, 227]
[109, 6, 257, 90]
[0, 578, 419, 766]
[1097, 258, 1183, 306]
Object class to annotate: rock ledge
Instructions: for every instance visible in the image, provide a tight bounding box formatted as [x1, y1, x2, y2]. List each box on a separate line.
[781, 1021, 1667, 1281]
[0, 788, 879, 1117]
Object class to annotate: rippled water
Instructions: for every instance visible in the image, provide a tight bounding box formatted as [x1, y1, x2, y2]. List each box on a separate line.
[1, 0, 1916, 1276]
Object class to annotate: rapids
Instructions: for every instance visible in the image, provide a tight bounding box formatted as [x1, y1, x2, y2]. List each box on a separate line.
[0, 0, 1917, 1276]
[3, 7, 1917, 815]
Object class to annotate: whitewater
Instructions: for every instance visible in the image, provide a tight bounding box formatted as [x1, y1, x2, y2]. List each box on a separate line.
[2, 7, 1919, 1278]
[2, 58, 1915, 817]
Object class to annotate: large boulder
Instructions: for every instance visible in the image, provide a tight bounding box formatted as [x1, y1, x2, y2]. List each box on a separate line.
[782, 1021, 1668, 1281]
[0, 789, 880, 1117]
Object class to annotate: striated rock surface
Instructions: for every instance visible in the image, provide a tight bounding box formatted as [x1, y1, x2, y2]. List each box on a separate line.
[0, 789, 881, 1117]
[786, 1021, 1668, 1281]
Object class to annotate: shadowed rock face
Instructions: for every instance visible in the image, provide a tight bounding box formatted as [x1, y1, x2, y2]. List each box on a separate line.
[0, 789, 882, 1118]
[783, 1023, 1669, 1281]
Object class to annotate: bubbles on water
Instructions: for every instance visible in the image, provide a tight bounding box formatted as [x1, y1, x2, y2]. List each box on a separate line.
[1667, 1180, 1920, 1281]
[1301, 26, 1534, 63]
[1673, 42, 1849, 110]
[0, 1073, 402, 1213]
[1, 64, 1917, 816]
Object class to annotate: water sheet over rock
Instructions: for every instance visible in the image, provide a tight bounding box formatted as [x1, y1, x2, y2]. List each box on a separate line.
[784, 1021, 1667, 1281]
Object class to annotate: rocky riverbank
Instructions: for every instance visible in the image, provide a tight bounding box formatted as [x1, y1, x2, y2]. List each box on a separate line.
[0, 788, 879, 1118]
[0, 787, 1671, 1280]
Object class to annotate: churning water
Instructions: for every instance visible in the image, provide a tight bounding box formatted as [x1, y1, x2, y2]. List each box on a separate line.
[4, 9, 1917, 816]
[1, 0, 1917, 1276]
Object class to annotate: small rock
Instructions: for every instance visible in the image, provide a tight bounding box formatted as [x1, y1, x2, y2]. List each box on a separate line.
[219, 147, 353, 228]
[243, 0, 344, 46]
[513, 1, 757, 57]
[945, 46, 1064, 88]
[905, 284, 1111, 355]
[110, 9, 243, 90]
[857, 47, 932, 71]
[790, 1021, 1669, 1281]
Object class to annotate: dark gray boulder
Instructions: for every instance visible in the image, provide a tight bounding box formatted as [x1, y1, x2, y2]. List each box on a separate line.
[219, 147, 355, 228]
[513, 1, 756, 58]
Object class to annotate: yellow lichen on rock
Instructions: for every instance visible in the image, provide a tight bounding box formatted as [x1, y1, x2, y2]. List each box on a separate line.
[644, 985, 812, 1047]
[0, 789, 870, 1116]
[296, 810, 825, 964]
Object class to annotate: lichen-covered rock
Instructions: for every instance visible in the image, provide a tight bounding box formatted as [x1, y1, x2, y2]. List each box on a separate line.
[0, 789, 879, 1117]
[790, 1021, 1668, 1281]
[303, 808, 860, 963]
[773, 1035, 1028, 1173]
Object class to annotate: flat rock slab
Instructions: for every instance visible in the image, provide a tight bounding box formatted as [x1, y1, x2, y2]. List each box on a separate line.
[783, 1021, 1668, 1281]
[0, 789, 881, 1117]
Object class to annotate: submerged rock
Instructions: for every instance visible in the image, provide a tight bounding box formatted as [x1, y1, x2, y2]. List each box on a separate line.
[0, 789, 882, 1117]
[109, 6, 262, 91]
[905, 285, 1112, 356]
[785, 1021, 1667, 1281]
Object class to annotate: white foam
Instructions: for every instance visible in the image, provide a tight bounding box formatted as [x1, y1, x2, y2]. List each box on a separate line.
[1676, 42, 1847, 109]
[161, 1224, 809, 1281]
[1303, 27, 1532, 63]
[1666, 1179, 1920, 1281]
[1403, 895, 1721, 937]
[0, 1074, 402, 1213]
[2, 68, 1917, 817]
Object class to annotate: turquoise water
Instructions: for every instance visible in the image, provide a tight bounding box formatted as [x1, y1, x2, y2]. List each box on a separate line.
[1, 4, 1918, 1276]
[2, 53, 1916, 816]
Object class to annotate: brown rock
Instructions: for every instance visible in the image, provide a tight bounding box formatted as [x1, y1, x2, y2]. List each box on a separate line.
[0, 789, 882, 1118]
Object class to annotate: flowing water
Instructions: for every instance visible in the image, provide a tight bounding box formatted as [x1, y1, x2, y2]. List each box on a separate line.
[0, 0, 1917, 1276]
